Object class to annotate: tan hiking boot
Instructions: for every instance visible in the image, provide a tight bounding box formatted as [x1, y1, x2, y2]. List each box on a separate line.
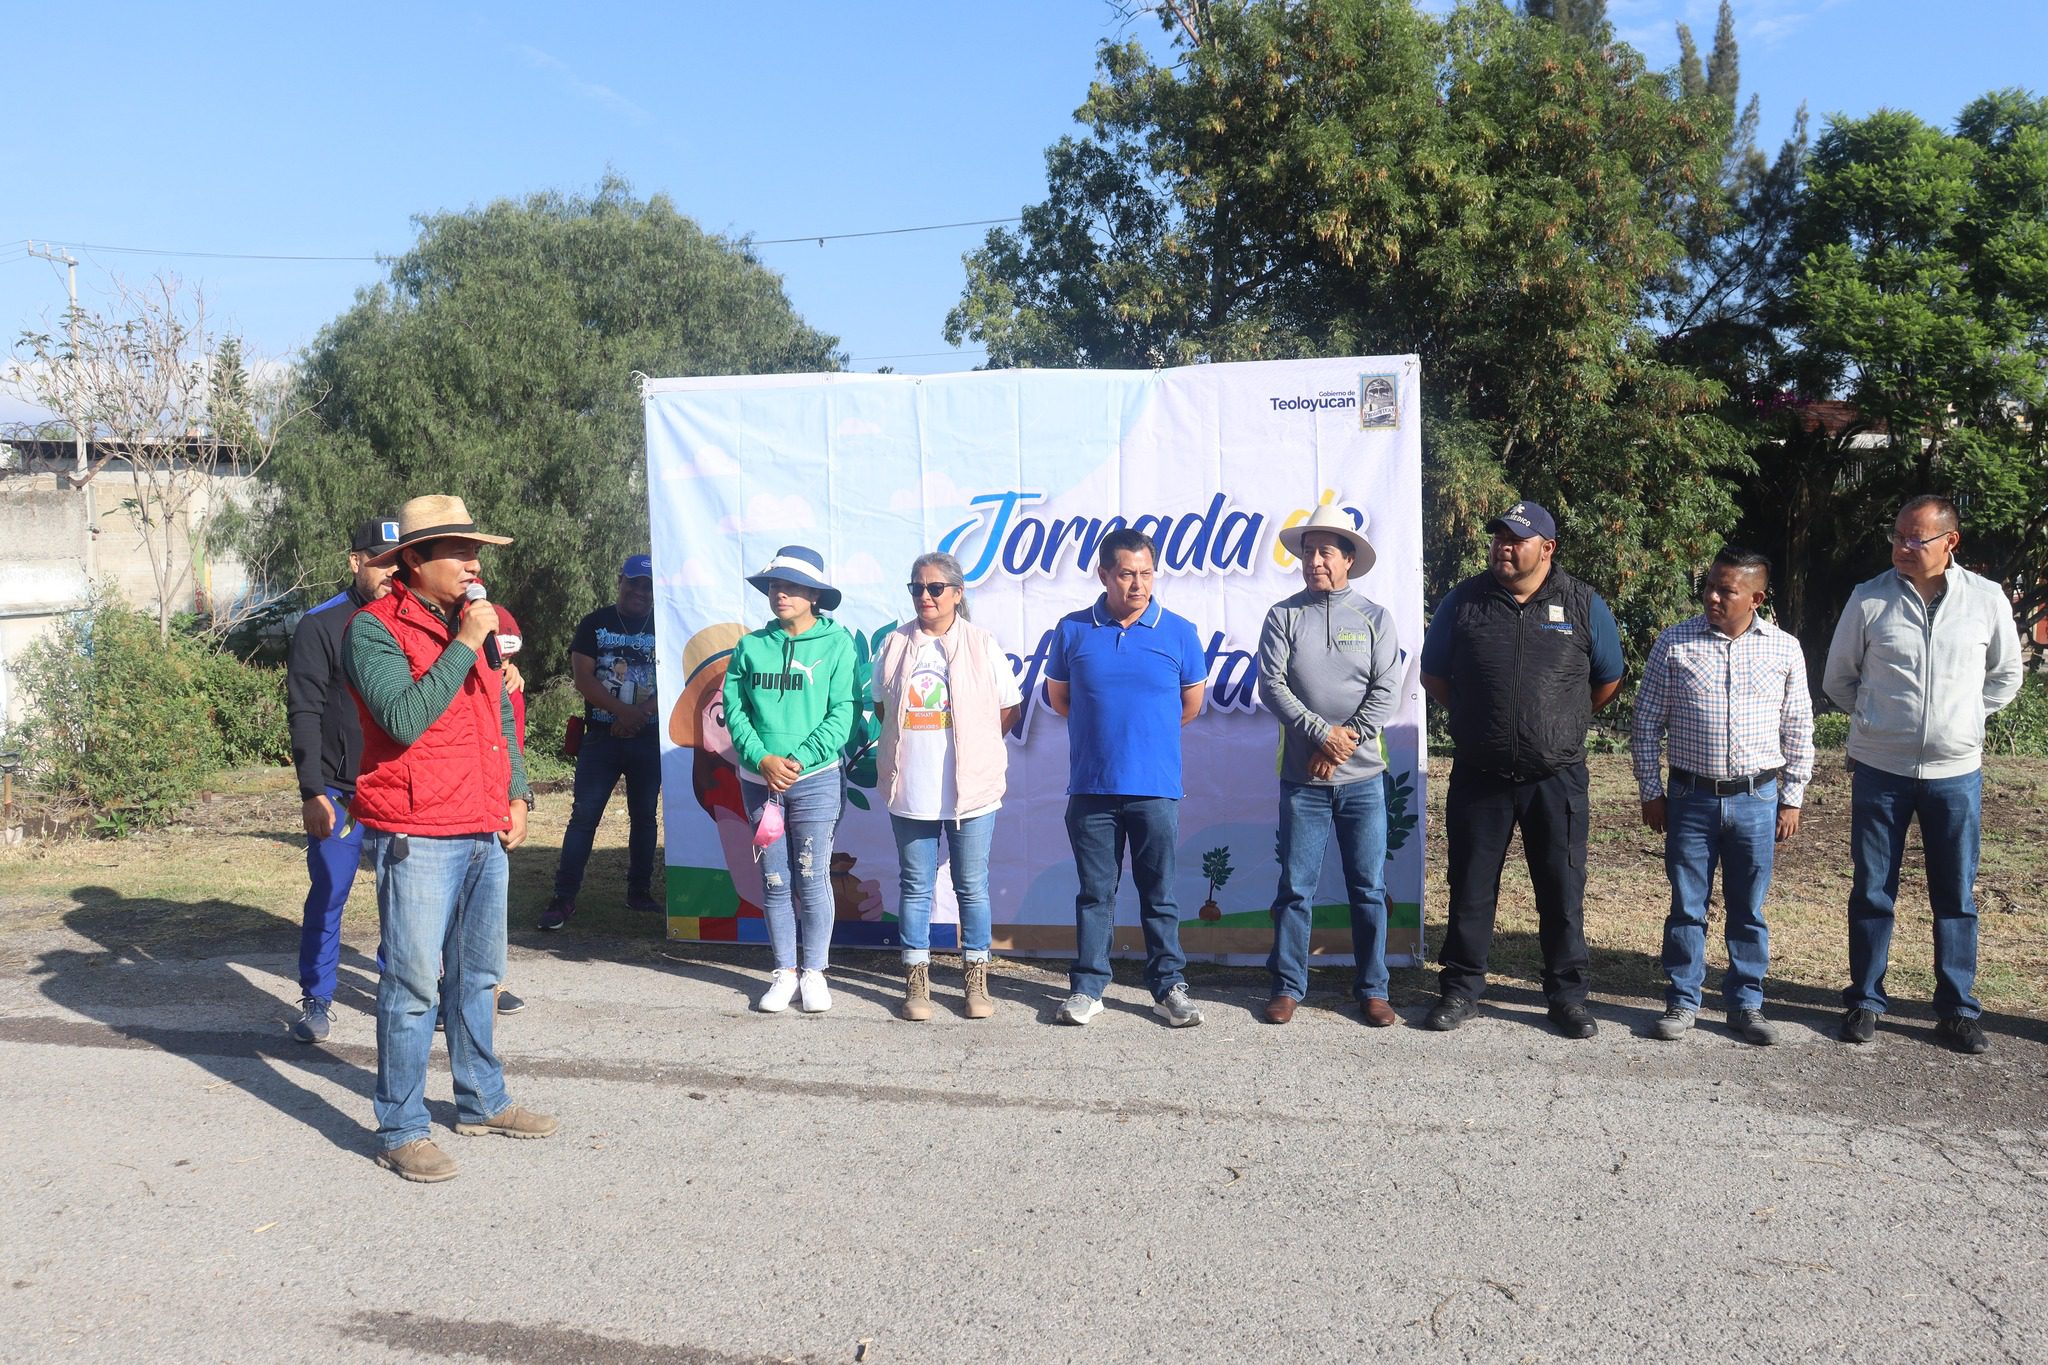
[963, 961, 995, 1019]
[454, 1104, 559, 1139]
[901, 962, 934, 1022]
[377, 1138, 458, 1183]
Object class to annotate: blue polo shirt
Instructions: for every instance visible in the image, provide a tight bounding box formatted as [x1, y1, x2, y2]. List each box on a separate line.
[1046, 595, 1209, 799]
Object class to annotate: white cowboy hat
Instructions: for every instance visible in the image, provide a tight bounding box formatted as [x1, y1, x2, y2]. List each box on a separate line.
[1278, 503, 1376, 575]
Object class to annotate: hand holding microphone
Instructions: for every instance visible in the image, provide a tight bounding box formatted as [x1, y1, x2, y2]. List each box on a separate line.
[460, 582, 503, 666]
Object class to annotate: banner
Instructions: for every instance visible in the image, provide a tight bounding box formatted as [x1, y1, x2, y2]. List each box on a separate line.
[643, 357, 1425, 966]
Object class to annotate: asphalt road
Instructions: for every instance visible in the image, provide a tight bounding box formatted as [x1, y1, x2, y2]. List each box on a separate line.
[2, 928, 2044, 1364]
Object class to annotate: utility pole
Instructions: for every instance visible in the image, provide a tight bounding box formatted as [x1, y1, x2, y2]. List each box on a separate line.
[25, 241, 96, 584]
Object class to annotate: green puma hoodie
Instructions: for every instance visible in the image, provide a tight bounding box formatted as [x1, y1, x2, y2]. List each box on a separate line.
[722, 615, 858, 781]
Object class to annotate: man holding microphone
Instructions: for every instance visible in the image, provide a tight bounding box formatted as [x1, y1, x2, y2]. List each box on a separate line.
[345, 495, 555, 1182]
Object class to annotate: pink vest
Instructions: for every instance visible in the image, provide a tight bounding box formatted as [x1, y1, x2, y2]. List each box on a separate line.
[875, 619, 1010, 818]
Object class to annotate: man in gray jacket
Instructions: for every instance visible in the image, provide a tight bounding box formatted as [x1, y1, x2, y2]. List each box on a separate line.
[1823, 495, 2024, 1054]
[1256, 504, 1403, 1025]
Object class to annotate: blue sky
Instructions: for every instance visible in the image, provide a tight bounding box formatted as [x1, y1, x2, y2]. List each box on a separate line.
[4, 0, 2043, 398]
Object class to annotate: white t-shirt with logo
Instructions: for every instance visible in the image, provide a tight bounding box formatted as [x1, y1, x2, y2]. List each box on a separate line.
[882, 630, 1022, 821]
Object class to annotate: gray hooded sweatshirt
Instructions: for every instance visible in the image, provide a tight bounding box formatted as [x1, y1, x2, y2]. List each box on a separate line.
[1822, 565, 2024, 780]
[1257, 585, 1403, 785]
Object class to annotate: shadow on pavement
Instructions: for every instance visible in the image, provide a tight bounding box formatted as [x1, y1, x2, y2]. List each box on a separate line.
[30, 884, 389, 1155]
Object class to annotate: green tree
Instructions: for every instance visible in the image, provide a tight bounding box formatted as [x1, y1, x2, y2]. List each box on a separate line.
[1789, 94, 2048, 631]
[260, 176, 843, 680]
[948, 0, 1745, 647]
[1522, 0, 1607, 44]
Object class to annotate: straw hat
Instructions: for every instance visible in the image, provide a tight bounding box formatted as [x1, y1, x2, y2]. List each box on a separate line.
[367, 494, 514, 565]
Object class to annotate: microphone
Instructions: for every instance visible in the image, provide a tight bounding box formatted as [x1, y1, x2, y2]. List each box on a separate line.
[464, 582, 503, 668]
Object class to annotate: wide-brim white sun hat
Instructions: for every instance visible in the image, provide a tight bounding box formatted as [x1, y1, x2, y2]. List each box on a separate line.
[746, 544, 842, 612]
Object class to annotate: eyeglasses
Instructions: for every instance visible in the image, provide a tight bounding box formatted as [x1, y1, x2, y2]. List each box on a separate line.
[907, 582, 953, 598]
[1888, 532, 1954, 552]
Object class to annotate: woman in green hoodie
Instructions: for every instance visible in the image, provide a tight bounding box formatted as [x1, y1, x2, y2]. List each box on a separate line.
[723, 545, 859, 1014]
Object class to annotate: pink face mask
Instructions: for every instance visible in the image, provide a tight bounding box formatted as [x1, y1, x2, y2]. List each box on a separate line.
[752, 794, 785, 849]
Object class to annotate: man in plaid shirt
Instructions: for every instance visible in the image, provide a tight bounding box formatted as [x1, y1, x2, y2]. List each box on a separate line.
[1632, 547, 1815, 1045]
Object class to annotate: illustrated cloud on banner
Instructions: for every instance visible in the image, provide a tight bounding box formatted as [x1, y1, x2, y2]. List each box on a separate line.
[643, 357, 1427, 967]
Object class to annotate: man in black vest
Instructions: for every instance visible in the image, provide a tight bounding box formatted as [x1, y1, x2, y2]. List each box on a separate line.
[1418, 501, 1624, 1038]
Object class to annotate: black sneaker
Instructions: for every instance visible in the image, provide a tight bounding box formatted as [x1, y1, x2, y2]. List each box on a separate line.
[496, 989, 525, 1015]
[538, 896, 577, 931]
[1548, 1003, 1598, 1039]
[1934, 1015, 1990, 1055]
[1424, 995, 1478, 1032]
[1728, 1007, 1777, 1046]
[289, 997, 331, 1043]
[1839, 1007, 1878, 1044]
[626, 887, 663, 915]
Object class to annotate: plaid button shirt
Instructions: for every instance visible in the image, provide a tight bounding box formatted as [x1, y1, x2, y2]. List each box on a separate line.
[1631, 614, 1815, 807]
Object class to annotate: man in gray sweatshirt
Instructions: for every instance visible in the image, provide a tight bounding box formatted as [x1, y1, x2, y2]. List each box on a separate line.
[1823, 494, 2024, 1054]
[1256, 504, 1404, 1025]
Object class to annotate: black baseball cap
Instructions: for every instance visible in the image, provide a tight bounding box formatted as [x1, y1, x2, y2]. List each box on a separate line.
[351, 516, 402, 554]
[1485, 500, 1557, 541]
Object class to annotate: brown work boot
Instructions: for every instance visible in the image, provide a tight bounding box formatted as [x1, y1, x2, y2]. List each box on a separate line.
[962, 961, 995, 1019]
[901, 962, 934, 1021]
[376, 1138, 458, 1183]
[454, 1104, 558, 1139]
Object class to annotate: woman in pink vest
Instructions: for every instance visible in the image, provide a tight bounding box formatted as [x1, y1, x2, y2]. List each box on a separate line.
[873, 551, 1022, 1021]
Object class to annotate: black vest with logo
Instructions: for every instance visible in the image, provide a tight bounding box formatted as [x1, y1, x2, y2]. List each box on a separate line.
[1441, 567, 1600, 778]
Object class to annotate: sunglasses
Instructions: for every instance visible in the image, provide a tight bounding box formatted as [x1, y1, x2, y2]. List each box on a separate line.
[906, 582, 954, 598]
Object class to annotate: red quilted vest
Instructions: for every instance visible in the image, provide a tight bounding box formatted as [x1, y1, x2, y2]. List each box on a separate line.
[350, 580, 513, 837]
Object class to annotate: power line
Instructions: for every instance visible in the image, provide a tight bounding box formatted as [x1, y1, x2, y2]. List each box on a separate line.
[10, 214, 1024, 266]
[34, 240, 384, 262]
[752, 217, 1019, 247]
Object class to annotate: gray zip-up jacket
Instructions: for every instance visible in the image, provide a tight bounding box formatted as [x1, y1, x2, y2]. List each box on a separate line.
[1257, 586, 1403, 785]
[1822, 565, 2024, 780]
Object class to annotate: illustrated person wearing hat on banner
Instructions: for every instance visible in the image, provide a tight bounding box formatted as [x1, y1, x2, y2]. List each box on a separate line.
[722, 545, 859, 1014]
[1256, 503, 1404, 1026]
[1417, 500, 1624, 1039]
[539, 553, 663, 931]
[344, 495, 554, 1181]
[282, 515, 399, 1044]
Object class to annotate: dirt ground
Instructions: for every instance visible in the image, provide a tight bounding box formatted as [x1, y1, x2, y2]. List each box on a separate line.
[1, 753, 2043, 1019]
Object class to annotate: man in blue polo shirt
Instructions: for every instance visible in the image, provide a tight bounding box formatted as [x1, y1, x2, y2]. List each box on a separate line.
[1045, 528, 1210, 1028]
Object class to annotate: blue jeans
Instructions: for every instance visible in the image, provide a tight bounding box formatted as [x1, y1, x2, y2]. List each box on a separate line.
[1267, 777, 1390, 1002]
[1065, 795, 1186, 1002]
[1661, 776, 1777, 1012]
[741, 774, 843, 972]
[299, 787, 364, 1003]
[365, 830, 512, 1151]
[1845, 764, 1983, 1019]
[890, 811, 997, 965]
[552, 730, 661, 897]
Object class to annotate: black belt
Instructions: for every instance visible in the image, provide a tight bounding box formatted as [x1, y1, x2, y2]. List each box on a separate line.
[1670, 766, 1781, 796]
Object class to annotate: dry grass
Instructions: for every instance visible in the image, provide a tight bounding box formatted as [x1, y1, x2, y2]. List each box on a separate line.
[2, 755, 2044, 1016]
[1430, 754, 2048, 1017]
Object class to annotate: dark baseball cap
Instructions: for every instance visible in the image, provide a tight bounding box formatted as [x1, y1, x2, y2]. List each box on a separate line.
[1485, 500, 1557, 541]
[620, 553, 653, 580]
[351, 516, 401, 554]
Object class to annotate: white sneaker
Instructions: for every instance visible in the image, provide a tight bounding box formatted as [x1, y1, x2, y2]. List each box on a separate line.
[1055, 992, 1103, 1026]
[1153, 984, 1204, 1028]
[797, 969, 832, 1013]
[758, 969, 798, 1013]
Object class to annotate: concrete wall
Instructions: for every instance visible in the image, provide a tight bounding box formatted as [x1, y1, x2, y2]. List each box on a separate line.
[0, 468, 256, 727]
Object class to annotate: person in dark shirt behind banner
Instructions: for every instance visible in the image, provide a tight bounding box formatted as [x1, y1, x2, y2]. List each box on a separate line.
[539, 555, 662, 930]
